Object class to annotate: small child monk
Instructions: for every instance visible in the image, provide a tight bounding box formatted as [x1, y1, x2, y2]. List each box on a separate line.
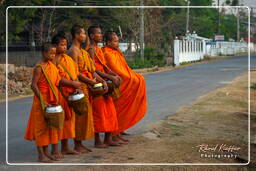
[24, 43, 81, 162]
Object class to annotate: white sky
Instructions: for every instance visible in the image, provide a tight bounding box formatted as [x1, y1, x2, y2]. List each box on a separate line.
[213, 0, 256, 7]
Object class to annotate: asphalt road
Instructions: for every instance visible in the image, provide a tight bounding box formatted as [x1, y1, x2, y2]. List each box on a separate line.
[0, 54, 254, 166]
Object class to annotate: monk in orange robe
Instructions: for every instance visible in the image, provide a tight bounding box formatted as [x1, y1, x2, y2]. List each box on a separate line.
[24, 43, 80, 162]
[87, 25, 121, 147]
[51, 32, 83, 156]
[102, 31, 147, 140]
[67, 24, 103, 152]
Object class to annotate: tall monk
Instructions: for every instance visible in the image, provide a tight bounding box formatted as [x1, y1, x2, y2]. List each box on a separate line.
[24, 43, 80, 162]
[102, 31, 147, 139]
[87, 25, 121, 147]
[51, 32, 82, 155]
[67, 24, 105, 152]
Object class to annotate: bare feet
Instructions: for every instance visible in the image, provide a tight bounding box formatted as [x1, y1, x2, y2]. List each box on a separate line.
[44, 151, 60, 161]
[104, 140, 121, 146]
[80, 143, 93, 152]
[38, 155, 54, 163]
[75, 145, 92, 153]
[94, 142, 108, 148]
[61, 148, 80, 155]
[115, 138, 128, 145]
[121, 131, 130, 136]
[51, 151, 64, 159]
[117, 135, 129, 143]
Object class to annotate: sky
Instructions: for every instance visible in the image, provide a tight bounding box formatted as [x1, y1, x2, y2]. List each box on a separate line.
[213, 0, 256, 7]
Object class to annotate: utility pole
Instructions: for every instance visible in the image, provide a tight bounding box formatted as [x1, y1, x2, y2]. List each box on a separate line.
[237, 7, 240, 41]
[234, 0, 240, 41]
[186, 0, 190, 33]
[139, 0, 144, 61]
[218, 0, 221, 34]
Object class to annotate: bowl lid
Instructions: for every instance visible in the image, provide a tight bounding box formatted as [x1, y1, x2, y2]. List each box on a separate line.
[94, 83, 103, 88]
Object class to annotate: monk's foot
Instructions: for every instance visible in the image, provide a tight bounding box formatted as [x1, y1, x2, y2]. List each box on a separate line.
[94, 143, 108, 148]
[80, 144, 93, 152]
[38, 157, 54, 163]
[121, 131, 130, 136]
[118, 139, 128, 145]
[117, 135, 129, 142]
[104, 140, 121, 146]
[62, 148, 80, 155]
[44, 152, 60, 161]
[75, 146, 90, 153]
[51, 152, 64, 159]
[38, 154, 54, 163]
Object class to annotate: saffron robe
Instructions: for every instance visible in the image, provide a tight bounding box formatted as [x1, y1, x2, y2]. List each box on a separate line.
[102, 46, 147, 134]
[92, 46, 118, 133]
[24, 61, 62, 146]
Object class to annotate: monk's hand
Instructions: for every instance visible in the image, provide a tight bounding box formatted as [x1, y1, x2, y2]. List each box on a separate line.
[90, 78, 97, 86]
[117, 76, 122, 85]
[73, 80, 81, 89]
[75, 88, 83, 94]
[45, 102, 52, 107]
[103, 81, 108, 93]
[112, 76, 120, 87]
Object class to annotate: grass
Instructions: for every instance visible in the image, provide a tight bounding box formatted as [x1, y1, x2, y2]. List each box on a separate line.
[251, 83, 256, 89]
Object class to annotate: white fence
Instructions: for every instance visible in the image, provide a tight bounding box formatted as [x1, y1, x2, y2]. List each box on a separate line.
[205, 41, 247, 56]
[174, 39, 250, 66]
[174, 40, 204, 66]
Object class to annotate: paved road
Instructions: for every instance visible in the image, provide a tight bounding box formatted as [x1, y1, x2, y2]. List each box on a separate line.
[0, 54, 254, 165]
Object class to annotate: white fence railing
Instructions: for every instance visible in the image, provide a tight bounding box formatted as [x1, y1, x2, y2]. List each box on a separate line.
[205, 41, 247, 56]
[174, 40, 204, 66]
[174, 39, 250, 66]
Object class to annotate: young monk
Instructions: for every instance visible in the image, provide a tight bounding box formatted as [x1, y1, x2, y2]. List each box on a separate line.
[24, 43, 80, 162]
[51, 32, 82, 155]
[87, 25, 121, 147]
[67, 24, 106, 152]
[102, 31, 147, 141]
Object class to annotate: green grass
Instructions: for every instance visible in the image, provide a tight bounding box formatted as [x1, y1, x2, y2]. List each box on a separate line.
[251, 83, 256, 89]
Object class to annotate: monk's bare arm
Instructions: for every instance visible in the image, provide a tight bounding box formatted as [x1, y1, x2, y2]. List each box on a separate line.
[69, 47, 97, 86]
[31, 66, 42, 99]
[93, 72, 105, 83]
[59, 77, 81, 89]
[95, 70, 113, 80]
[93, 72, 108, 92]
[77, 74, 96, 86]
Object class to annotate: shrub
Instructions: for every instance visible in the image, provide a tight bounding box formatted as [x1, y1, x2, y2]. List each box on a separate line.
[128, 46, 166, 69]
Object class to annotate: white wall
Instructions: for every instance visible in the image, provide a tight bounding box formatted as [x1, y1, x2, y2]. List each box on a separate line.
[174, 40, 251, 66]
[174, 40, 204, 66]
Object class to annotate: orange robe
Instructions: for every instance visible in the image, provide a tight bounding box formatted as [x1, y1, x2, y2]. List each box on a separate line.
[74, 49, 95, 140]
[92, 46, 118, 133]
[102, 46, 147, 134]
[56, 54, 78, 140]
[24, 61, 62, 146]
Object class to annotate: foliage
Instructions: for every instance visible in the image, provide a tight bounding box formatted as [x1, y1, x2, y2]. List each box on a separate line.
[128, 46, 166, 69]
[0, 0, 251, 68]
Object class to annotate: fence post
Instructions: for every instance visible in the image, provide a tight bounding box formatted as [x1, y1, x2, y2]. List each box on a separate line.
[174, 40, 180, 66]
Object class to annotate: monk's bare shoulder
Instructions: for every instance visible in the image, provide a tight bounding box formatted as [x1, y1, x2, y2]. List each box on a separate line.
[68, 45, 80, 62]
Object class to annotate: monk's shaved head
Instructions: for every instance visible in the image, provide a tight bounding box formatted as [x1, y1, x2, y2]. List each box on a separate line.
[104, 31, 116, 43]
[71, 24, 83, 39]
[88, 25, 101, 39]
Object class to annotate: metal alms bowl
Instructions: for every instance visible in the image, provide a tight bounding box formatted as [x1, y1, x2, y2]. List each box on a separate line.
[68, 93, 85, 101]
[45, 105, 63, 113]
[93, 83, 104, 89]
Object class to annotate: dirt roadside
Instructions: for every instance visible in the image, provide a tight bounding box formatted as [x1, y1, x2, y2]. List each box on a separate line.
[51, 71, 255, 171]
